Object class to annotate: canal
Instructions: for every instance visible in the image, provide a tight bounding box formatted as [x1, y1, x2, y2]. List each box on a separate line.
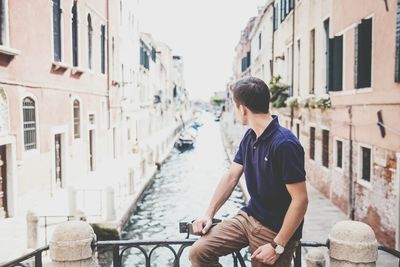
[118, 112, 249, 266]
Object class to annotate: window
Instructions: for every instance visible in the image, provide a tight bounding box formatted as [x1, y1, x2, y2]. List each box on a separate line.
[395, 0, 400, 82]
[360, 146, 371, 182]
[72, 1, 78, 67]
[52, 0, 62, 62]
[140, 46, 149, 70]
[151, 47, 156, 62]
[241, 52, 251, 72]
[309, 127, 315, 160]
[328, 35, 343, 91]
[101, 25, 106, 74]
[335, 139, 343, 169]
[258, 32, 262, 50]
[0, 0, 7, 46]
[324, 19, 330, 92]
[273, 4, 278, 31]
[309, 29, 315, 94]
[87, 14, 93, 69]
[322, 129, 329, 168]
[297, 39, 301, 95]
[355, 18, 372, 89]
[23, 97, 37, 151]
[73, 100, 80, 138]
[280, 0, 284, 22]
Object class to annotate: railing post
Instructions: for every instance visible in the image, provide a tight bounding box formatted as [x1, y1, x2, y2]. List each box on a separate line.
[305, 248, 325, 267]
[113, 245, 121, 267]
[105, 186, 116, 221]
[294, 245, 302, 267]
[68, 186, 77, 216]
[49, 220, 97, 266]
[35, 251, 43, 267]
[329, 221, 378, 267]
[26, 210, 38, 250]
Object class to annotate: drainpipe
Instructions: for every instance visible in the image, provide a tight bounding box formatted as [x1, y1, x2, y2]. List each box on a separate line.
[396, 152, 400, 250]
[271, 2, 275, 78]
[290, 1, 296, 129]
[348, 106, 355, 220]
[106, 0, 111, 130]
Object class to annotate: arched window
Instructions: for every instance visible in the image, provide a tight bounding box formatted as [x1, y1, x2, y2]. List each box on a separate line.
[87, 14, 93, 69]
[72, 0, 78, 67]
[23, 97, 37, 150]
[52, 0, 62, 61]
[73, 100, 80, 138]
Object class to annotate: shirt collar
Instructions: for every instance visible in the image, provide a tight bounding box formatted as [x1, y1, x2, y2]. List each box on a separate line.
[251, 115, 280, 142]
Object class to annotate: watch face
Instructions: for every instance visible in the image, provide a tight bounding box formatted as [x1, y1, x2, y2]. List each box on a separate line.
[275, 245, 285, 254]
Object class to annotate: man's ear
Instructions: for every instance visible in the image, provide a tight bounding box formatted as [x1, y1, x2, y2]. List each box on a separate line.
[239, 104, 247, 116]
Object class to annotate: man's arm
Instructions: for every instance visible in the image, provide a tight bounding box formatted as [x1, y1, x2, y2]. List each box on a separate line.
[274, 181, 308, 246]
[252, 181, 308, 264]
[192, 162, 243, 235]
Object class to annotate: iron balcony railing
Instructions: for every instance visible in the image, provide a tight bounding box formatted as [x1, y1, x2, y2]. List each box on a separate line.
[1, 221, 400, 267]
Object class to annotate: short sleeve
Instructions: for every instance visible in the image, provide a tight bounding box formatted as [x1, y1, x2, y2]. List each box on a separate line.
[275, 140, 306, 184]
[233, 140, 244, 165]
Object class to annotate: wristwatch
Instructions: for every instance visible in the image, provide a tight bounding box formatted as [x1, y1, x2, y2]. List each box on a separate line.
[271, 240, 285, 255]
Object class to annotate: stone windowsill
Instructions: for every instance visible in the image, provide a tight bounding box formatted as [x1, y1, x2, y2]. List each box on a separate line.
[71, 66, 87, 75]
[52, 61, 70, 71]
[0, 45, 21, 57]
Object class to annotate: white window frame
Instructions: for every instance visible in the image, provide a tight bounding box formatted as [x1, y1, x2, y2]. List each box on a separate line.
[333, 137, 345, 173]
[20, 93, 40, 159]
[357, 143, 373, 189]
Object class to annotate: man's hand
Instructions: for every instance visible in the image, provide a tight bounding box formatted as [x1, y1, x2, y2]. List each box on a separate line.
[192, 216, 213, 235]
[251, 243, 279, 265]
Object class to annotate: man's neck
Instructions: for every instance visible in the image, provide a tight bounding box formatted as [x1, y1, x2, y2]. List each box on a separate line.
[248, 113, 274, 138]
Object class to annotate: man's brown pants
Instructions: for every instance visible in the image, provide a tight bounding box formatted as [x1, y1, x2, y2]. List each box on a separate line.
[189, 211, 299, 267]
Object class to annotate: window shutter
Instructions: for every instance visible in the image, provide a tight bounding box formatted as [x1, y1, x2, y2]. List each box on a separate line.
[355, 18, 372, 88]
[395, 0, 400, 82]
[247, 52, 251, 68]
[52, 0, 62, 62]
[333, 35, 343, 91]
[328, 35, 343, 92]
[140, 47, 143, 66]
[72, 1, 79, 67]
[101, 25, 106, 73]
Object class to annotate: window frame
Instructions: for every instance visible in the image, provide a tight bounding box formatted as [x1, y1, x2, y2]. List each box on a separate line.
[333, 137, 344, 172]
[357, 144, 373, 188]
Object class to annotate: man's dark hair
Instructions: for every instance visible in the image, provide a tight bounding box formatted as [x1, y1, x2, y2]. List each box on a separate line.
[231, 76, 270, 114]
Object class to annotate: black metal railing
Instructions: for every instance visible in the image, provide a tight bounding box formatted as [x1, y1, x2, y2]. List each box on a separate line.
[97, 239, 246, 267]
[2, 240, 400, 267]
[0, 245, 49, 267]
[2, 220, 400, 267]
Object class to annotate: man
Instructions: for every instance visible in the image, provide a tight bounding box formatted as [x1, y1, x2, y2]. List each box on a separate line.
[189, 77, 308, 267]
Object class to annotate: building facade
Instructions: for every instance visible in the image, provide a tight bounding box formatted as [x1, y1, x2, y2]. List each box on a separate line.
[230, 0, 400, 249]
[0, 0, 188, 222]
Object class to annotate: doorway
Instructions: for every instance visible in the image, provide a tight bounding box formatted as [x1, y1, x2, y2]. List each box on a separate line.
[89, 130, 94, 172]
[54, 134, 62, 187]
[0, 145, 8, 218]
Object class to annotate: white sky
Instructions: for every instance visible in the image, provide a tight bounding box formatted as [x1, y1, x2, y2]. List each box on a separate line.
[138, 0, 267, 101]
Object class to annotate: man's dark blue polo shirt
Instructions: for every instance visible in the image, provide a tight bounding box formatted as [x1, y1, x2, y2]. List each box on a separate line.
[233, 115, 306, 240]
